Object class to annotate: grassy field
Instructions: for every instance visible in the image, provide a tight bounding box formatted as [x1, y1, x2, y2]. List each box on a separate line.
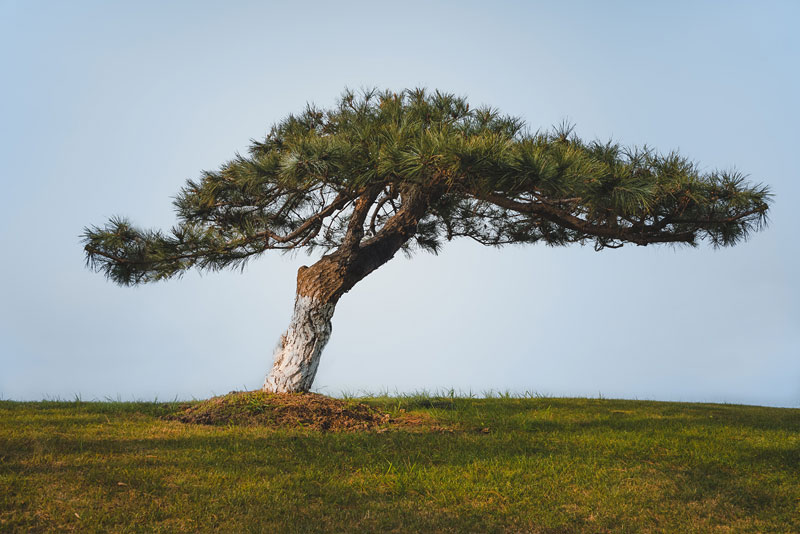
[1, 394, 798, 533]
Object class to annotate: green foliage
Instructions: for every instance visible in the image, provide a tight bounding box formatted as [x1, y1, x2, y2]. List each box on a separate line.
[84, 88, 771, 285]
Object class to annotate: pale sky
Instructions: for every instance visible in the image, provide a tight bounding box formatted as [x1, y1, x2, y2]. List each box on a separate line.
[1, 1, 798, 406]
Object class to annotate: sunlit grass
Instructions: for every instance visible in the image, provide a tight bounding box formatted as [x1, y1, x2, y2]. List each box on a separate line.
[1, 395, 798, 533]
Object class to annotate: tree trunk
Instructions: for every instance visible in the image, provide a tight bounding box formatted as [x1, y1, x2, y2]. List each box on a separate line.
[262, 292, 336, 393]
[262, 185, 433, 393]
[260, 244, 400, 393]
[262, 256, 347, 393]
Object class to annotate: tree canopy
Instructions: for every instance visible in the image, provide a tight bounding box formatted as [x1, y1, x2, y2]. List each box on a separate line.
[84, 88, 770, 285]
[83, 88, 772, 393]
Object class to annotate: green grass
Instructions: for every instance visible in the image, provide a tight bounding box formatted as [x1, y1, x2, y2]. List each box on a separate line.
[1, 395, 798, 533]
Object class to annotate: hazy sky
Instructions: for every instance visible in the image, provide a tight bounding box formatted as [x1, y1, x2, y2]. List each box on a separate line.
[1, 1, 798, 406]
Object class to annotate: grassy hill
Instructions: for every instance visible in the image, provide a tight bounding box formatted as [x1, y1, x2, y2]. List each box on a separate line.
[1, 393, 798, 533]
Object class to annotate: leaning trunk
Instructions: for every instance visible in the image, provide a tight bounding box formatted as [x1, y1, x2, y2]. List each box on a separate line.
[263, 185, 432, 393]
[262, 256, 348, 393]
[262, 292, 336, 393]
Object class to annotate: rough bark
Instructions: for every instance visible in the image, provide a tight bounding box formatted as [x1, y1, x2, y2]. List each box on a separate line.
[262, 293, 335, 393]
[262, 256, 345, 393]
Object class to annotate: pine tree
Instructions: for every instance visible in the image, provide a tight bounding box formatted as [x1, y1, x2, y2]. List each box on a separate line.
[83, 89, 771, 393]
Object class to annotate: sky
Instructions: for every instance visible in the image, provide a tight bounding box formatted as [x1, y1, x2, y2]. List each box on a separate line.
[1, 1, 798, 406]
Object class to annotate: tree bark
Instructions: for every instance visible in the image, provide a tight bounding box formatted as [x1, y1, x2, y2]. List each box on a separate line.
[262, 291, 336, 393]
[262, 256, 345, 393]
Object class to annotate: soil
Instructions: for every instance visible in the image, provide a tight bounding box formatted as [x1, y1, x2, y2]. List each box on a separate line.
[165, 390, 437, 432]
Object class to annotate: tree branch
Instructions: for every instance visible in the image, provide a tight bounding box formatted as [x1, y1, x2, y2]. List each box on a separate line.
[261, 192, 350, 245]
[479, 192, 696, 245]
[368, 189, 399, 236]
[341, 186, 382, 254]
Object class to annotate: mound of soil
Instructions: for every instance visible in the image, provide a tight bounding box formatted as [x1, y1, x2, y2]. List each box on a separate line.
[166, 391, 425, 432]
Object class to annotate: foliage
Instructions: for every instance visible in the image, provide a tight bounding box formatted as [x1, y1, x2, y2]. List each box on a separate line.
[83, 88, 770, 285]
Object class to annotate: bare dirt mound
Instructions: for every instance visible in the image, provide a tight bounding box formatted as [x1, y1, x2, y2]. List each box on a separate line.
[166, 391, 430, 432]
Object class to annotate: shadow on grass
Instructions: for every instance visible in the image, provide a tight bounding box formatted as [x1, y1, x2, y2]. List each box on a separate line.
[4, 415, 797, 475]
[4, 400, 799, 534]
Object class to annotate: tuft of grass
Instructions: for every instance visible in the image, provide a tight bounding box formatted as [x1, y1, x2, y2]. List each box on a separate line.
[0, 395, 798, 533]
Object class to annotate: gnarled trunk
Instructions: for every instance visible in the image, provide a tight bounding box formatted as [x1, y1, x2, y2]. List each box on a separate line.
[263, 185, 434, 393]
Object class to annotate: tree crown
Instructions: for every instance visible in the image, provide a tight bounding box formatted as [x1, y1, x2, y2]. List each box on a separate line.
[84, 88, 771, 285]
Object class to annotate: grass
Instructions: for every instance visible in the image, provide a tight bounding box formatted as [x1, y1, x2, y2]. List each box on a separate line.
[1, 393, 798, 533]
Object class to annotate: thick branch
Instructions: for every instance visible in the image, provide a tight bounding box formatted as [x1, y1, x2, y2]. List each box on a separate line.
[341, 186, 382, 253]
[368, 189, 399, 236]
[480, 192, 695, 245]
[352, 186, 435, 275]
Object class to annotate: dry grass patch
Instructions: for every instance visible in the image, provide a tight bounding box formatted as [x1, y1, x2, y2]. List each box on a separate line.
[165, 391, 439, 432]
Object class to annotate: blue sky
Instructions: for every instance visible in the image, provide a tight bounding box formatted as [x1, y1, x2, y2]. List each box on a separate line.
[1, 1, 798, 406]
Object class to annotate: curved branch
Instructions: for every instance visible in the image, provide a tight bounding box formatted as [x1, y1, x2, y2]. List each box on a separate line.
[341, 186, 382, 253]
[480, 192, 696, 245]
[368, 189, 399, 236]
[261, 192, 350, 245]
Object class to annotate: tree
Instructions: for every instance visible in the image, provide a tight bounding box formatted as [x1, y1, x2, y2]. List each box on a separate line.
[83, 89, 771, 393]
